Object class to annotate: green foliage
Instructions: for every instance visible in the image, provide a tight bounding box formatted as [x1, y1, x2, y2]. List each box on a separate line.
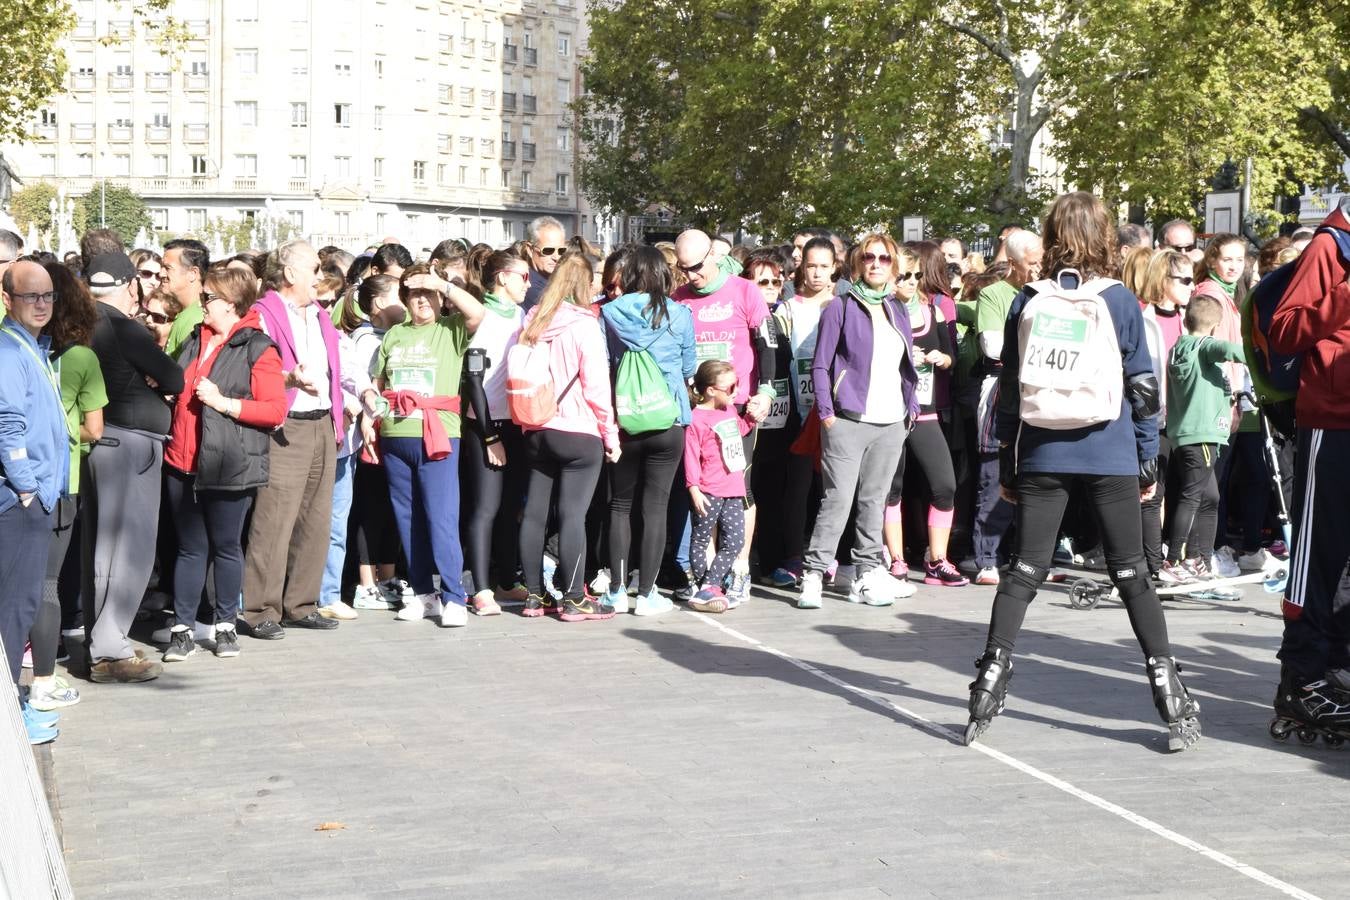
[77, 181, 150, 245]
[10, 182, 87, 239]
[0, 0, 75, 143]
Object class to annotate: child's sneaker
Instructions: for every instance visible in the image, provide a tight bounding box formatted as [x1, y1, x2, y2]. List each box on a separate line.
[689, 586, 730, 614]
[924, 557, 969, 587]
[770, 560, 803, 587]
[889, 558, 910, 579]
[1158, 561, 1196, 585]
[728, 563, 751, 606]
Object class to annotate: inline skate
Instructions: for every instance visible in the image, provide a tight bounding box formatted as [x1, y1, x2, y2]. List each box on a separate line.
[1146, 656, 1201, 752]
[964, 647, 1013, 745]
[1270, 669, 1350, 748]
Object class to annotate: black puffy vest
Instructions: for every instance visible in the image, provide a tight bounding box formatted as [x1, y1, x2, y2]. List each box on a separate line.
[180, 326, 276, 491]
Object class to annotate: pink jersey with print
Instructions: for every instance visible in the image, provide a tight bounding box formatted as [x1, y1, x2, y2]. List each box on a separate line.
[684, 406, 753, 498]
[673, 275, 770, 406]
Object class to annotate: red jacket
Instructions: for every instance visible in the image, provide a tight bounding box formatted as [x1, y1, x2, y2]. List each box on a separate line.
[1269, 205, 1350, 430]
[165, 309, 288, 474]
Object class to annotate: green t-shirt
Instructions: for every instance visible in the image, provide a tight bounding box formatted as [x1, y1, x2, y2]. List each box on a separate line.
[164, 302, 204, 360]
[55, 345, 108, 495]
[974, 280, 1018, 339]
[376, 315, 470, 440]
[1167, 335, 1245, 447]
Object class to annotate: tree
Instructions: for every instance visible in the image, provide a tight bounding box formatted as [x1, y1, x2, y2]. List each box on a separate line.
[9, 181, 87, 242]
[0, 0, 75, 144]
[77, 181, 150, 244]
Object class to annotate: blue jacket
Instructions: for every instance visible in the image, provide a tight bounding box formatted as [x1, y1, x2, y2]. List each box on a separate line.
[811, 289, 920, 423]
[996, 274, 1158, 477]
[0, 318, 70, 514]
[601, 292, 698, 426]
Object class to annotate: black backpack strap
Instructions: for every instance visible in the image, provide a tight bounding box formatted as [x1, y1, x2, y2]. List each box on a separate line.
[557, 372, 581, 403]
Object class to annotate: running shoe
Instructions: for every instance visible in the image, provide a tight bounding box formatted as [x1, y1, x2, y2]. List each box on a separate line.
[470, 590, 502, 616]
[770, 561, 803, 588]
[604, 590, 630, 615]
[213, 626, 241, 659]
[798, 571, 824, 609]
[689, 586, 730, 614]
[974, 566, 1000, 586]
[28, 677, 80, 711]
[589, 568, 612, 596]
[521, 594, 558, 618]
[633, 589, 673, 617]
[889, 558, 910, 579]
[924, 557, 970, 587]
[378, 578, 414, 606]
[440, 602, 469, 627]
[728, 564, 751, 606]
[494, 583, 530, 603]
[1237, 548, 1276, 572]
[319, 601, 358, 621]
[1158, 561, 1197, 585]
[846, 568, 898, 606]
[1185, 558, 1216, 581]
[559, 596, 617, 622]
[352, 584, 395, 610]
[162, 628, 197, 663]
[1211, 547, 1240, 578]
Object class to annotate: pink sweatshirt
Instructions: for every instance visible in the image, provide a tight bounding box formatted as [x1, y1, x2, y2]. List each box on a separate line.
[684, 405, 753, 498]
[520, 301, 619, 450]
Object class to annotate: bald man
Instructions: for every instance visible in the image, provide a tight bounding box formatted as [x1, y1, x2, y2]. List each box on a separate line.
[671, 228, 779, 604]
[1, 261, 69, 742]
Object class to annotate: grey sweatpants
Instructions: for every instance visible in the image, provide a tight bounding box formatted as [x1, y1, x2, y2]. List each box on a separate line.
[804, 417, 907, 575]
[83, 425, 164, 662]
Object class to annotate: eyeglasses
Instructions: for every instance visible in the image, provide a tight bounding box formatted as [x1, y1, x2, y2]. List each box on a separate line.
[861, 252, 892, 265]
[756, 277, 784, 288]
[676, 250, 710, 275]
[895, 272, 919, 282]
[537, 246, 566, 257]
[1168, 275, 1195, 286]
[1167, 243, 1198, 253]
[138, 269, 163, 281]
[10, 291, 57, 306]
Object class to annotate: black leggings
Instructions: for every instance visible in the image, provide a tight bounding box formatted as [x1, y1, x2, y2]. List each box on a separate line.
[887, 418, 956, 511]
[608, 424, 684, 596]
[461, 418, 528, 592]
[352, 461, 399, 567]
[520, 429, 604, 600]
[1167, 444, 1219, 564]
[986, 472, 1171, 659]
[1141, 436, 1172, 573]
[165, 469, 254, 627]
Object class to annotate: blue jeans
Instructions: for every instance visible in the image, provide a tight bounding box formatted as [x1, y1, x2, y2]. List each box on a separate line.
[319, 454, 357, 607]
[383, 436, 466, 607]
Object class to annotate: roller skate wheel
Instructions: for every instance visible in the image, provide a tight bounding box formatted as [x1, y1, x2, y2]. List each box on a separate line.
[1269, 719, 1293, 741]
[1324, 733, 1344, 748]
[963, 720, 984, 746]
[1068, 579, 1101, 610]
[1297, 728, 1319, 745]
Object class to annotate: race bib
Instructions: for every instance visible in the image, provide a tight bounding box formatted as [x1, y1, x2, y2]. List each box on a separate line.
[793, 357, 815, 414]
[388, 366, 436, 417]
[712, 418, 746, 472]
[1021, 312, 1089, 388]
[761, 378, 791, 430]
[915, 363, 934, 406]
[696, 341, 732, 364]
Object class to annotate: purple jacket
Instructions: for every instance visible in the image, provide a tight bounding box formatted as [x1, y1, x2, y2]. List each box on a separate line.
[811, 289, 920, 423]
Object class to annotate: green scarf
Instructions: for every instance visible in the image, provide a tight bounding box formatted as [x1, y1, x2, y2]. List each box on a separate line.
[852, 281, 890, 306]
[1210, 274, 1237, 298]
[482, 291, 517, 319]
[691, 254, 744, 296]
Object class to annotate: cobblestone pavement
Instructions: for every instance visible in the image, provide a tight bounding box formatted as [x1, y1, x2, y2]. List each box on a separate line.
[51, 576, 1349, 898]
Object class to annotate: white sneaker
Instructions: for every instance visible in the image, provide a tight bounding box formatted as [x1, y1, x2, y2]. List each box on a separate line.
[378, 579, 414, 606]
[633, 590, 673, 617]
[29, 678, 80, 711]
[396, 593, 437, 621]
[974, 566, 1000, 586]
[319, 601, 358, 621]
[1237, 548, 1275, 572]
[1211, 548, 1241, 578]
[352, 585, 395, 610]
[439, 602, 468, 627]
[590, 568, 612, 596]
[798, 571, 823, 609]
[847, 568, 899, 606]
[605, 591, 630, 614]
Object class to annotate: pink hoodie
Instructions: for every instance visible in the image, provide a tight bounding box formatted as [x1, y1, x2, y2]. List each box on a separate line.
[521, 301, 619, 450]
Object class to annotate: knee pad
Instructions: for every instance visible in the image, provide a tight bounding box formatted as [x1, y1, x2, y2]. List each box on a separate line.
[1108, 558, 1153, 603]
[1001, 557, 1049, 604]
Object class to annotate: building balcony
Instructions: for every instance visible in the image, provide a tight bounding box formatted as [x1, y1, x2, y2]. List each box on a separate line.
[72, 20, 95, 39]
[412, 183, 428, 196]
[34, 124, 57, 141]
[503, 44, 518, 63]
[70, 73, 95, 91]
[145, 72, 171, 90]
[524, 47, 538, 66]
[502, 141, 516, 160]
[1299, 191, 1344, 226]
[288, 177, 309, 193]
[522, 142, 536, 162]
[185, 19, 210, 35]
[502, 93, 516, 112]
[183, 123, 209, 142]
[459, 38, 475, 57]
[107, 124, 133, 141]
[480, 40, 495, 59]
[184, 73, 209, 91]
[522, 95, 537, 114]
[107, 73, 133, 90]
[69, 123, 95, 141]
[146, 125, 171, 142]
[234, 177, 257, 191]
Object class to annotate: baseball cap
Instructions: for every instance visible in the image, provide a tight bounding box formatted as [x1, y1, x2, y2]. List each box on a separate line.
[86, 252, 136, 288]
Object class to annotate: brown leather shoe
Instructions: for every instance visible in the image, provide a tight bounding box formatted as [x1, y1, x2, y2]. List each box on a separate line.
[90, 656, 163, 683]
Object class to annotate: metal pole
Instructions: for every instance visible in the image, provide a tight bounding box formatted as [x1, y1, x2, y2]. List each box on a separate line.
[100, 178, 106, 228]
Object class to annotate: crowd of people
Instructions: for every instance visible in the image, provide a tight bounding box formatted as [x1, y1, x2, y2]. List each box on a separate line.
[2, 191, 1347, 754]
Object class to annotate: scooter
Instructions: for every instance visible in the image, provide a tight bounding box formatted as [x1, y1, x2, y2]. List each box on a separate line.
[1067, 568, 1285, 610]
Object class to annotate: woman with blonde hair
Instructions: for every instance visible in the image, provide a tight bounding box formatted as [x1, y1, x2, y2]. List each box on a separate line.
[516, 253, 621, 621]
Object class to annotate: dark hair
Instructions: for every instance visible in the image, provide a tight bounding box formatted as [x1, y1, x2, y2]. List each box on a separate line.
[204, 266, 259, 318]
[795, 226, 833, 242]
[1040, 192, 1117, 281]
[793, 237, 838, 292]
[940, 236, 969, 257]
[601, 245, 633, 295]
[163, 238, 210, 281]
[356, 274, 399, 317]
[619, 245, 674, 327]
[905, 240, 951, 303]
[346, 254, 373, 286]
[80, 228, 124, 274]
[1257, 236, 1293, 276]
[430, 239, 471, 281]
[41, 261, 98, 352]
[372, 243, 413, 274]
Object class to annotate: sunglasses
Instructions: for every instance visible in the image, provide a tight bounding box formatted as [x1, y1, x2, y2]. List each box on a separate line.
[504, 269, 529, 280]
[712, 380, 739, 394]
[861, 252, 892, 265]
[756, 277, 784, 288]
[537, 246, 565, 257]
[138, 269, 163, 281]
[676, 250, 710, 275]
[140, 309, 171, 325]
[896, 272, 919, 282]
[1167, 243, 1198, 253]
[1168, 275, 1195, 285]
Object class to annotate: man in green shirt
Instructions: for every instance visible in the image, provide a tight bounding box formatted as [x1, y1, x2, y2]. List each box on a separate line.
[160, 238, 209, 360]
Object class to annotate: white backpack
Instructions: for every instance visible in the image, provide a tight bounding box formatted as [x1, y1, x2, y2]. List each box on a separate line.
[1016, 270, 1123, 430]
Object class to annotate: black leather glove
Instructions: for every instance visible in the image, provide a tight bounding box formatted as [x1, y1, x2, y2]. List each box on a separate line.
[998, 444, 1017, 490]
[1139, 456, 1158, 490]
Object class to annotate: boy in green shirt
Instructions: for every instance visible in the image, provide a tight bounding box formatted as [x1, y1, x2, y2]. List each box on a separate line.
[1162, 295, 1245, 583]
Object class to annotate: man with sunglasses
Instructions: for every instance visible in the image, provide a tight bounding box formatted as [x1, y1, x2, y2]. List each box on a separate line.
[161, 238, 210, 360]
[522, 215, 568, 312]
[82, 252, 183, 684]
[1156, 219, 1204, 265]
[0, 260, 70, 742]
[672, 229, 779, 603]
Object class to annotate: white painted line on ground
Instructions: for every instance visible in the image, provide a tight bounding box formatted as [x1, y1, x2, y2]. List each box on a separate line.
[681, 609, 1322, 900]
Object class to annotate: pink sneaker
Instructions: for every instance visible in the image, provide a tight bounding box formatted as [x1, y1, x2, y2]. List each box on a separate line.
[889, 558, 910, 579]
[924, 557, 970, 587]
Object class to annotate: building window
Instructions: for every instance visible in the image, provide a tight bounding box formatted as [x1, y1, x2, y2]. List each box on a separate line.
[438, 83, 451, 104]
[557, 79, 571, 104]
[458, 165, 467, 185]
[479, 138, 494, 157]
[437, 163, 447, 184]
[334, 52, 353, 76]
[290, 155, 308, 176]
[335, 104, 352, 127]
[480, 90, 495, 109]
[334, 156, 352, 177]
[479, 167, 489, 187]
[458, 136, 473, 155]
[236, 154, 258, 176]
[413, 160, 427, 181]
[521, 171, 531, 191]
[438, 133, 451, 153]
[290, 50, 308, 76]
[373, 157, 384, 179]
[291, 102, 308, 127]
[111, 153, 131, 175]
[150, 104, 170, 127]
[40, 108, 58, 126]
[557, 33, 571, 56]
[373, 106, 384, 130]
[72, 153, 93, 175]
[459, 87, 473, 106]
[190, 155, 208, 175]
[189, 54, 208, 76]
[375, 212, 387, 233]
[236, 0, 259, 21]
[236, 101, 257, 126]
[235, 49, 258, 75]
[556, 173, 569, 194]
[287, 209, 304, 231]
[187, 208, 207, 230]
[374, 56, 385, 78]
[334, 211, 350, 233]
[150, 208, 168, 230]
[501, 168, 510, 188]
[557, 128, 571, 152]
[152, 154, 169, 175]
